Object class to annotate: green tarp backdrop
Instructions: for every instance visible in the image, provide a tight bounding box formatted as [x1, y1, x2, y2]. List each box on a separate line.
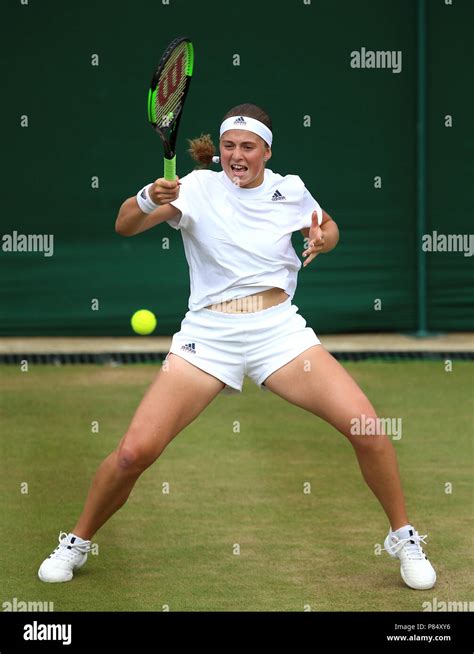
[2, 0, 472, 336]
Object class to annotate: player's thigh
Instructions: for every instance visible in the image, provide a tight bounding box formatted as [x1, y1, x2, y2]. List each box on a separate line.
[263, 345, 376, 440]
[118, 353, 225, 464]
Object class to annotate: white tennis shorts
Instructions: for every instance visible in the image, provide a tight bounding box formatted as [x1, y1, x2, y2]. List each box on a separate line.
[167, 297, 320, 393]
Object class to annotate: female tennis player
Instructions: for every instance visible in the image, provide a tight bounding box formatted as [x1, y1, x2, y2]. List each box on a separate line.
[38, 103, 436, 591]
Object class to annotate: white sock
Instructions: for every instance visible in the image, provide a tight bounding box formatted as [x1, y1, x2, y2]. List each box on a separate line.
[392, 524, 414, 540]
[68, 532, 89, 544]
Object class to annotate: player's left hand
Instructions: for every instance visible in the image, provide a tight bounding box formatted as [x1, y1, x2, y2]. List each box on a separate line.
[302, 210, 325, 267]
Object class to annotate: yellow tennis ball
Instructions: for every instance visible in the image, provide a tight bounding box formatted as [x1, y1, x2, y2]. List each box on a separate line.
[131, 309, 157, 335]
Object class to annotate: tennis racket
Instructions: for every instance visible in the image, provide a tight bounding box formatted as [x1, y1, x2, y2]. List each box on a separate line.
[147, 37, 194, 181]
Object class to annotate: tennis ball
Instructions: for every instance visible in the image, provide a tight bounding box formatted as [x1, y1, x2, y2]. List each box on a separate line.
[131, 309, 157, 335]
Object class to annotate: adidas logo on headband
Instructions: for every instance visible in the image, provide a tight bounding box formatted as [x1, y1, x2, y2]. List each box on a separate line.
[233, 116, 247, 126]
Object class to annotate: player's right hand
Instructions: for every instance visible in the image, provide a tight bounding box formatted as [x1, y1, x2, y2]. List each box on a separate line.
[149, 177, 181, 205]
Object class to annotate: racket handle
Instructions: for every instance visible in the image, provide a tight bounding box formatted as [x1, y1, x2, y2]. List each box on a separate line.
[164, 156, 176, 181]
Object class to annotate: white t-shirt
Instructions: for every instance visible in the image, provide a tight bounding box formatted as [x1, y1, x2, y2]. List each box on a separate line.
[167, 168, 322, 311]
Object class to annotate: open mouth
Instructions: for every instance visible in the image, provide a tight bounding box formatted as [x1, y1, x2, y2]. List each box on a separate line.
[230, 164, 248, 173]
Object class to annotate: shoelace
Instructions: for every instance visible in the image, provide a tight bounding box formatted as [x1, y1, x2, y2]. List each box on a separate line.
[386, 530, 428, 560]
[49, 531, 91, 560]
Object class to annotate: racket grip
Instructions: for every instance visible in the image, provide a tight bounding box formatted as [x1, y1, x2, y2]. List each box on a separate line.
[164, 156, 176, 181]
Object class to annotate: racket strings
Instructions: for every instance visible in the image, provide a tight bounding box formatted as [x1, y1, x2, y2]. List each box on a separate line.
[153, 43, 189, 126]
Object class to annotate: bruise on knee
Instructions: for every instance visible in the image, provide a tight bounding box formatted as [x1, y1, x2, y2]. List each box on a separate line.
[116, 437, 163, 473]
[117, 446, 143, 472]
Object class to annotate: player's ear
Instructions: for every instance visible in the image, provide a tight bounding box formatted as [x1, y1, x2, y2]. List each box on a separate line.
[264, 147, 272, 163]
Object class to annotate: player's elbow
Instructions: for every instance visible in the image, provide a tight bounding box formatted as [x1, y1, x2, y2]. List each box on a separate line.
[115, 199, 139, 237]
[115, 217, 132, 237]
[115, 217, 133, 237]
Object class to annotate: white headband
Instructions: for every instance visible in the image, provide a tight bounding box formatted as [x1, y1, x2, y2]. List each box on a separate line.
[220, 116, 273, 147]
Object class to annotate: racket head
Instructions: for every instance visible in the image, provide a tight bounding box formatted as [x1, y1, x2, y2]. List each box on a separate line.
[147, 37, 194, 178]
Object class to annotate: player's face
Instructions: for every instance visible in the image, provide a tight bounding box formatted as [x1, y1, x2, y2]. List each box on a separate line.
[220, 130, 271, 188]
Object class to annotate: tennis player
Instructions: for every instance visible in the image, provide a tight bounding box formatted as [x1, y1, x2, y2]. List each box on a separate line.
[38, 103, 436, 591]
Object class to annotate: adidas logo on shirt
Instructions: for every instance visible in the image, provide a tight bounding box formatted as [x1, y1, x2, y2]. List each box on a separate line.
[271, 190, 286, 201]
[181, 342, 196, 354]
[233, 116, 247, 126]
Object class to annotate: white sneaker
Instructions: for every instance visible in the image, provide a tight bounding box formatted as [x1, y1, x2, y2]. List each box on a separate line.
[384, 525, 436, 590]
[38, 532, 92, 583]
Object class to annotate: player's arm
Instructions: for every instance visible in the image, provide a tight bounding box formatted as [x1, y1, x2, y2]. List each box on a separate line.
[115, 178, 181, 236]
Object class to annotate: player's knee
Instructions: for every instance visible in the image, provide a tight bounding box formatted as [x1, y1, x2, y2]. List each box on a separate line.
[116, 443, 155, 474]
[346, 410, 388, 453]
[351, 432, 387, 455]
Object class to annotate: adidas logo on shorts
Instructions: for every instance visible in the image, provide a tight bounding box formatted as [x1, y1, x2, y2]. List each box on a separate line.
[181, 342, 196, 354]
[271, 190, 286, 201]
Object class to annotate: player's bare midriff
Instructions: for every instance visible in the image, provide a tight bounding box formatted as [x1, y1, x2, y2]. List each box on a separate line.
[205, 287, 289, 313]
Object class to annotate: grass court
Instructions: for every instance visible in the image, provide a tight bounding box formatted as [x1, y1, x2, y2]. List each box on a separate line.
[0, 360, 472, 611]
